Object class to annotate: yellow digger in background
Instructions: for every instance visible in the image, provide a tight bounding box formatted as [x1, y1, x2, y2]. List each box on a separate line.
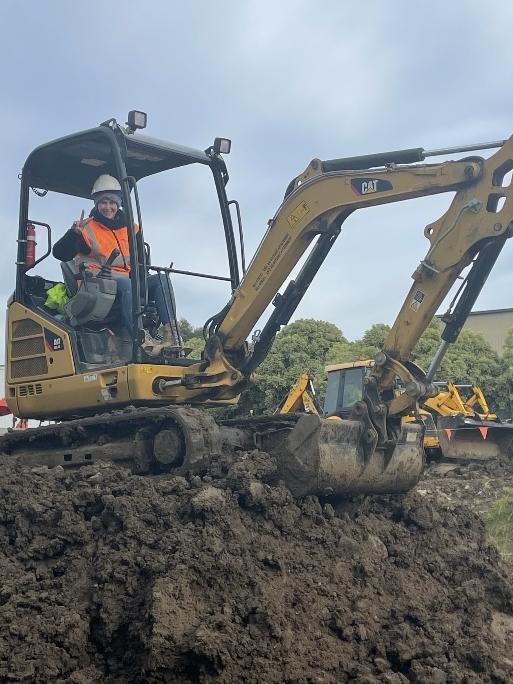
[274, 373, 322, 415]
[278, 366, 513, 461]
[423, 381, 513, 460]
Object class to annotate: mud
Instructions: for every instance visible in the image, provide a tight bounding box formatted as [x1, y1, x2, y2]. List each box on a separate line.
[1, 452, 513, 683]
[419, 456, 513, 516]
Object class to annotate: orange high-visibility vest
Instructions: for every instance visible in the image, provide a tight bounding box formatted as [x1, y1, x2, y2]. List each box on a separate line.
[73, 219, 139, 275]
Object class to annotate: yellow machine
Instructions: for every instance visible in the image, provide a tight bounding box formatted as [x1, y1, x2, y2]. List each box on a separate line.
[277, 366, 439, 455]
[322, 364, 512, 460]
[423, 382, 513, 459]
[462, 384, 497, 420]
[274, 373, 322, 415]
[4, 111, 513, 496]
[426, 381, 497, 420]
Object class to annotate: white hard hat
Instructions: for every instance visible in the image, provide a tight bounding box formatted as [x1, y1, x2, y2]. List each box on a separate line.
[91, 174, 121, 196]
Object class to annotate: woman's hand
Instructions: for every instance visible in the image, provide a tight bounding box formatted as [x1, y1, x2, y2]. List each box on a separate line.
[71, 210, 91, 234]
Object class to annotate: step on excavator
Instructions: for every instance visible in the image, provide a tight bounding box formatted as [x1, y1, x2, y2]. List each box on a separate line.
[3, 111, 513, 496]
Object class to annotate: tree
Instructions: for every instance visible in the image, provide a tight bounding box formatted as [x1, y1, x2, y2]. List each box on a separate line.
[361, 323, 391, 349]
[184, 335, 204, 359]
[178, 318, 203, 342]
[502, 328, 513, 369]
[242, 319, 348, 414]
[325, 323, 391, 366]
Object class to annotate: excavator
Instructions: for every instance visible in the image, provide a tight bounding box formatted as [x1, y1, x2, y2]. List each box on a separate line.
[274, 373, 323, 415]
[3, 110, 513, 497]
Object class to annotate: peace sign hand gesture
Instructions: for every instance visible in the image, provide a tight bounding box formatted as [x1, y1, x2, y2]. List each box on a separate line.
[72, 210, 91, 234]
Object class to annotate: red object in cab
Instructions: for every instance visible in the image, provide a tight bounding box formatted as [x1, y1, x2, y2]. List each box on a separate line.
[25, 224, 36, 267]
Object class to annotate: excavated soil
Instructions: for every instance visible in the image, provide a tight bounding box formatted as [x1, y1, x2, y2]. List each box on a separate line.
[419, 456, 513, 517]
[1, 450, 513, 683]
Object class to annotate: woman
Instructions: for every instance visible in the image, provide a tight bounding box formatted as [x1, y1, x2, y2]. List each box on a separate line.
[52, 174, 177, 357]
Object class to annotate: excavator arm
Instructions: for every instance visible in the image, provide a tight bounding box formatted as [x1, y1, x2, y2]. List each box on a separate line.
[214, 156, 483, 355]
[189, 137, 513, 467]
[369, 140, 513, 424]
[274, 373, 322, 415]
[198, 138, 513, 411]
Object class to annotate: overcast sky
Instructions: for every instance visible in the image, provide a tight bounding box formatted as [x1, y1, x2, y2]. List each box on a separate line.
[2, 0, 513, 353]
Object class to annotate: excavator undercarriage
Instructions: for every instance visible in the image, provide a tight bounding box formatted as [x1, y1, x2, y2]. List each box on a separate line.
[0, 406, 424, 497]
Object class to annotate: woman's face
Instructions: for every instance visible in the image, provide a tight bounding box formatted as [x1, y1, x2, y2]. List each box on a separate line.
[97, 199, 119, 220]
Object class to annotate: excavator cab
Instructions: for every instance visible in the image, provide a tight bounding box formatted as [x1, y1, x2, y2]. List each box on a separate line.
[323, 361, 373, 417]
[7, 112, 242, 409]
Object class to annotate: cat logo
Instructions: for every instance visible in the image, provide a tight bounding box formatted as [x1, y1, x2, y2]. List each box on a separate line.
[351, 178, 393, 196]
[44, 328, 64, 352]
[362, 180, 379, 194]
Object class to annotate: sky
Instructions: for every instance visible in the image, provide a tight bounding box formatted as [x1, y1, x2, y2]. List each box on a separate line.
[1, 0, 513, 352]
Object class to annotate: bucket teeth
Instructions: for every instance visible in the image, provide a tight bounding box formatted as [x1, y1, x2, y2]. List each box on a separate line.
[437, 416, 513, 461]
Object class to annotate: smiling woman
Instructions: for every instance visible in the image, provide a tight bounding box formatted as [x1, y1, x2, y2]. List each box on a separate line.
[52, 171, 182, 357]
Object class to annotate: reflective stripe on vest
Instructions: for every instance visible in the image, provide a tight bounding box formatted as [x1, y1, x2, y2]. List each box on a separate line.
[72, 219, 137, 275]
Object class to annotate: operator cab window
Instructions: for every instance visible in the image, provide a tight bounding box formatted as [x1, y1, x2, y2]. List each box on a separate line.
[324, 367, 364, 415]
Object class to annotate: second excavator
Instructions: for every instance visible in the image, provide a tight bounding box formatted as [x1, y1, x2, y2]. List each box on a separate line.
[3, 112, 513, 496]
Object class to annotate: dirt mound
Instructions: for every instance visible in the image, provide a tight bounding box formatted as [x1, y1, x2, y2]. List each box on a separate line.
[420, 456, 513, 515]
[1, 452, 513, 683]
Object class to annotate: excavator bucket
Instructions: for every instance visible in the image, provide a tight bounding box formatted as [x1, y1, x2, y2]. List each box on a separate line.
[267, 414, 425, 497]
[436, 415, 513, 461]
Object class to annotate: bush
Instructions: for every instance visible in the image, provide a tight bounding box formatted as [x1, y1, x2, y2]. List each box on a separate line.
[486, 487, 513, 561]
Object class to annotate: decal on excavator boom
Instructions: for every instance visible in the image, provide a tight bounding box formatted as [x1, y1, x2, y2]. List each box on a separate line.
[351, 178, 393, 195]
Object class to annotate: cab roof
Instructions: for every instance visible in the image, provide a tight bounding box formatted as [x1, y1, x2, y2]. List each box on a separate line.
[22, 119, 212, 199]
[325, 359, 374, 373]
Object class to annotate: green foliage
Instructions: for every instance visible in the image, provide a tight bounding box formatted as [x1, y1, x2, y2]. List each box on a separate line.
[224, 315, 513, 421]
[502, 328, 513, 368]
[362, 323, 391, 349]
[185, 335, 204, 359]
[178, 318, 203, 342]
[324, 324, 391, 366]
[243, 319, 347, 415]
[486, 487, 513, 560]
[411, 320, 510, 416]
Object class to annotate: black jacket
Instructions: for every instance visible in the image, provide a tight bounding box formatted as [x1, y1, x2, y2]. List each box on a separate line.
[52, 229, 90, 262]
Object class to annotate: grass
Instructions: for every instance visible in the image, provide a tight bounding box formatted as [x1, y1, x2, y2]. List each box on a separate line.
[486, 487, 513, 562]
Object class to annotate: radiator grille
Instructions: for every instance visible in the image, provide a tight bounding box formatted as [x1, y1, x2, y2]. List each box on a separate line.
[11, 357, 48, 379]
[11, 337, 45, 358]
[12, 318, 42, 338]
[18, 383, 43, 397]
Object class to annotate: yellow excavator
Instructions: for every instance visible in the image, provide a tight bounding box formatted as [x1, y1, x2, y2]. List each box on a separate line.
[281, 368, 513, 461]
[3, 111, 513, 496]
[274, 373, 322, 415]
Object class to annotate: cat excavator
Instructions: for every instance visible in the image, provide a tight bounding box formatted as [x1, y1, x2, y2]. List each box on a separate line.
[3, 111, 513, 496]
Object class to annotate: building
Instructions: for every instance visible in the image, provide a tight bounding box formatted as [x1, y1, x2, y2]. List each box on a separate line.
[460, 308, 513, 356]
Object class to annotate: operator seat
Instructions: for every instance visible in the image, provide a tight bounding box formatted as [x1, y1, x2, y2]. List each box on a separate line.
[60, 261, 117, 327]
[61, 261, 79, 296]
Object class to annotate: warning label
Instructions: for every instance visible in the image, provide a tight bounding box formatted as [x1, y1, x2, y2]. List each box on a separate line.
[410, 289, 425, 311]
